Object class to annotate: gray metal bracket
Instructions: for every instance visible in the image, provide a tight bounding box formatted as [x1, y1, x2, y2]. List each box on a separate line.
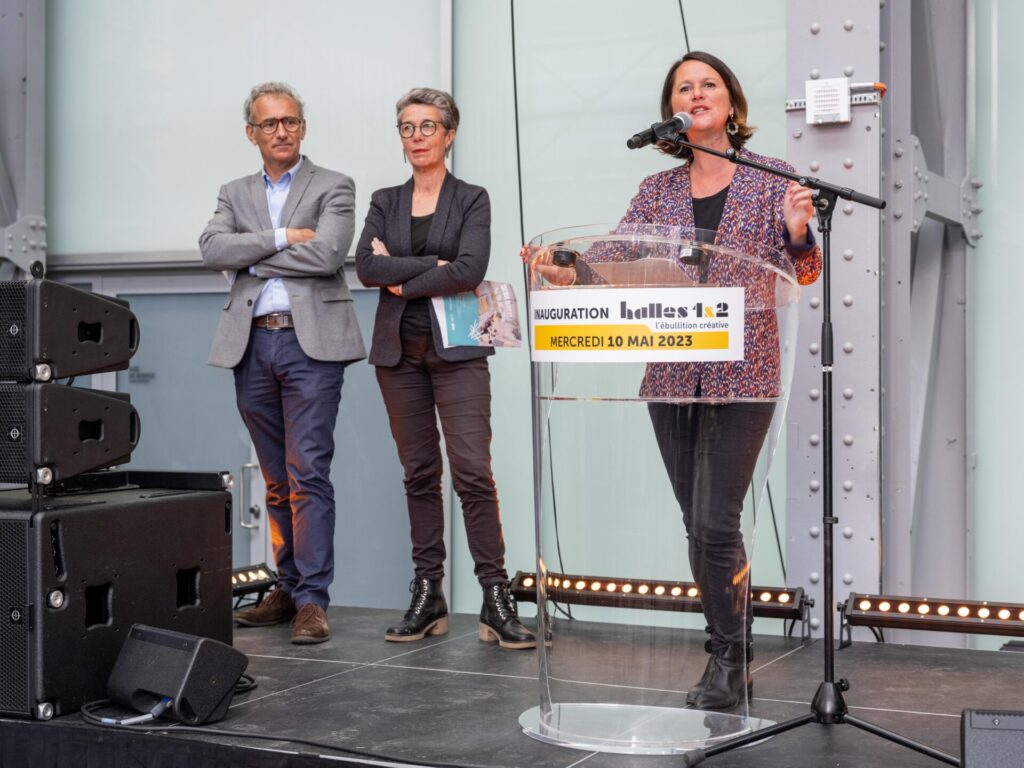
[785, 91, 882, 112]
[2, 216, 48, 274]
[895, 135, 983, 245]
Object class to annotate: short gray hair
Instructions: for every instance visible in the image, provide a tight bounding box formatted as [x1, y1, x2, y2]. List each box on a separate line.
[395, 88, 460, 132]
[244, 82, 305, 124]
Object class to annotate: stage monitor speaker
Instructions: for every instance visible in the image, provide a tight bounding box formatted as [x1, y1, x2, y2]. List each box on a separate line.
[962, 709, 1024, 767]
[108, 624, 247, 726]
[0, 478, 232, 719]
[0, 279, 139, 382]
[0, 383, 140, 484]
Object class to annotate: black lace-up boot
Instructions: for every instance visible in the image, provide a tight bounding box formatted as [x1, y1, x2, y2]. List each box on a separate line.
[385, 578, 448, 642]
[478, 582, 537, 649]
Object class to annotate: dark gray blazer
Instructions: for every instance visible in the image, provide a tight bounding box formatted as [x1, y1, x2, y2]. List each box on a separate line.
[199, 158, 367, 369]
[355, 173, 493, 367]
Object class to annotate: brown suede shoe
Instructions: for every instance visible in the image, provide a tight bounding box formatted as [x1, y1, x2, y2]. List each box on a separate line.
[291, 604, 330, 645]
[234, 588, 296, 627]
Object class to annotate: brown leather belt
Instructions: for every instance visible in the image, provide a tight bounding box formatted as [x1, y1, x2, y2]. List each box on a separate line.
[252, 312, 294, 330]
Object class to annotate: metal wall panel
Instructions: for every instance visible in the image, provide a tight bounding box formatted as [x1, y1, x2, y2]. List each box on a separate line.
[786, 0, 884, 636]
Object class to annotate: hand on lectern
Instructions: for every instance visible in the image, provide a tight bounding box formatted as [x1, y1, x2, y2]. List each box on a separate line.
[520, 245, 576, 286]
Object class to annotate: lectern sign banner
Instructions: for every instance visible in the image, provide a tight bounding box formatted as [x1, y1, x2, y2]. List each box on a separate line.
[529, 287, 745, 363]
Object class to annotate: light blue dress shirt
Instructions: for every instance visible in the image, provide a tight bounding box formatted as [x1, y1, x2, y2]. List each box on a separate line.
[251, 156, 303, 317]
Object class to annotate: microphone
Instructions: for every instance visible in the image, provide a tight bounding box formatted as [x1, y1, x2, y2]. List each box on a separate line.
[626, 112, 693, 150]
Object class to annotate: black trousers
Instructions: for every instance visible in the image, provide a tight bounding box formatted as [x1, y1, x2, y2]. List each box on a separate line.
[376, 332, 507, 587]
[648, 401, 776, 648]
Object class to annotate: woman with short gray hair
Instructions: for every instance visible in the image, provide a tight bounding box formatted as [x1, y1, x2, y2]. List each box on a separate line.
[356, 88, 536, 650]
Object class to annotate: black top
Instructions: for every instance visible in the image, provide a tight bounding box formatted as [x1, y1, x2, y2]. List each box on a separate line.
[401, 213, 435, 336]
[354, 173, 494, 366]
[692, 185, 729, 234]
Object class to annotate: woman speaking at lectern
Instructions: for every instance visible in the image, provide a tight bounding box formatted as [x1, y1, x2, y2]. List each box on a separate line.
[527, 51, 821, 709]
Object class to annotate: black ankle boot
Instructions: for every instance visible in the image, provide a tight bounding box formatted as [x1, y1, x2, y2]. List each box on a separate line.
[692, 642, 753, 710]
[479, 582, 536, 649]
[385, 578, 448, 642]
[686, 639, 716, 706]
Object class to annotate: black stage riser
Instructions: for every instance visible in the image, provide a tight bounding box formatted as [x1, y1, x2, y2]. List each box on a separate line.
[0, 280, 139, 383]
[0, 485, 232, 719]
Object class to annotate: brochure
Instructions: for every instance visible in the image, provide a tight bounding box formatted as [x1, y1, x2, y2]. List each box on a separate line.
[432, 280, 522, 348]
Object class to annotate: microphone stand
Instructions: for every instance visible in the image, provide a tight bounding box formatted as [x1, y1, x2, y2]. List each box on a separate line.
[664, 137, 958, 767]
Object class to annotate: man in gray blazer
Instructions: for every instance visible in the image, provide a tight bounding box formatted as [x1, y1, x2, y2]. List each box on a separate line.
[200, 82, 365, 644]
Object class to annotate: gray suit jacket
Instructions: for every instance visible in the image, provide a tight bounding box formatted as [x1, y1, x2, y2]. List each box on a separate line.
[354, 173, 493, 366]
[199, 157, 366, 369]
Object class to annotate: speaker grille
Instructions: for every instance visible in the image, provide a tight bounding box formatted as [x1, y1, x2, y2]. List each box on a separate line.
[0, 281, 27, 379]
[0, 520, 29, 714]
[0, 384, 27, 483]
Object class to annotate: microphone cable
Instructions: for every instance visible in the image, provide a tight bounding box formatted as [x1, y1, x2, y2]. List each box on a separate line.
[510, 0, 573, 622]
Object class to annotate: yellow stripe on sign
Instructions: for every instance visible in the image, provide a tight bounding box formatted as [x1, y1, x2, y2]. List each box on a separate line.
[533, 324, 729, 351]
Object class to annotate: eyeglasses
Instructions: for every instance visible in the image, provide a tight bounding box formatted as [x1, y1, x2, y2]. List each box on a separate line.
[250, 116, 304, 135]
[397, 120, 443, 138]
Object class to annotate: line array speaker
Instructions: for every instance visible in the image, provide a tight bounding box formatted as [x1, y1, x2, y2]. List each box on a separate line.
[0, 383, 140, 484]
[0, 279, 139, 382]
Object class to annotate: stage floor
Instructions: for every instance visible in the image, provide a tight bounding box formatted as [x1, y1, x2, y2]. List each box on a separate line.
[5, 604, 1023, 767]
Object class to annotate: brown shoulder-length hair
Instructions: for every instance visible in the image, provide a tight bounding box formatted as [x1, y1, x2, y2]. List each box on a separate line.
[657, 50, 755, 161]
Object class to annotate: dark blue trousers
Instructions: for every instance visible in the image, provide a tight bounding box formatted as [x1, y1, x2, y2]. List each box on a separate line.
[234, 328, 345, 609]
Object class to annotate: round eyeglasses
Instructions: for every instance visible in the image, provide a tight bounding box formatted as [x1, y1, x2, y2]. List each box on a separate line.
[397, 120, 442, 138]
[251, 117, 304, 135]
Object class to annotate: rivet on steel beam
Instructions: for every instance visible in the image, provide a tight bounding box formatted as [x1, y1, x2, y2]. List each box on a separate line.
[843, 435, 854, 446]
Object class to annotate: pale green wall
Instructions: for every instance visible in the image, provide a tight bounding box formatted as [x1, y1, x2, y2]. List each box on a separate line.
[972, 0, 1024, 648]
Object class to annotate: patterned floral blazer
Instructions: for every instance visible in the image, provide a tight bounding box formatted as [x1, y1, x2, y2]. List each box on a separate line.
[609, 149, 822, 400]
